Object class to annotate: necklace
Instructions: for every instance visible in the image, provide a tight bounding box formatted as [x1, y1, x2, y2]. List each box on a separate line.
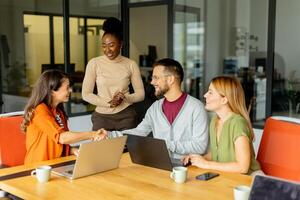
[55, 113, 64, 128]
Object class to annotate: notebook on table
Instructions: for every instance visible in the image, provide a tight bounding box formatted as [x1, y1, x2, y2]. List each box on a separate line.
[249, 175, 300, 200]
[52, 136, 127, 180]
[126, 134, 185, 171]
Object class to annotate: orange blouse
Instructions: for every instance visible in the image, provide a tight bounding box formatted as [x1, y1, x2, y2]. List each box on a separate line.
[24, 103, 70, 164]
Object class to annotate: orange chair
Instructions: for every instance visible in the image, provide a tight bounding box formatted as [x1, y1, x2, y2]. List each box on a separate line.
[0, 112, 26, 167]
[257, 116, 300, 181]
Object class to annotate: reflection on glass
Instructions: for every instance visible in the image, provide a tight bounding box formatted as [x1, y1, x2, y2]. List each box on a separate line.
[87, 19, 105, 61]
[23, 15, 50, 93]
[70, 17, 84, 73]
[173, 4, 204, 99]
[53, 16, 64, 64]
[69, 18, 104, 114]
[273, 0, 300, 118]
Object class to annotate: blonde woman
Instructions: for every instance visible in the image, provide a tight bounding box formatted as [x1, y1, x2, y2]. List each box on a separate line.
[183, 76, 262, 175]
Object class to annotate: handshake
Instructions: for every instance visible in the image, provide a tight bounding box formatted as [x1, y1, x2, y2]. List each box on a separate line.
[92, 128, 109, 141]
[72, 129, 109, 157]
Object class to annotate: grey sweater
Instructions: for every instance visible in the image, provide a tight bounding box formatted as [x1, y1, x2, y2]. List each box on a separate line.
[109, 95, 209, 158]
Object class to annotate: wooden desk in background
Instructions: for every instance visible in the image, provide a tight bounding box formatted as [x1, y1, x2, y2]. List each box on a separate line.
[0, 153, 252, 200]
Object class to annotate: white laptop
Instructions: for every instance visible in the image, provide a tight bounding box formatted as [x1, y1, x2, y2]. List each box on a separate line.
[52, 136, 127, 180]
[249, 175, 300, 200]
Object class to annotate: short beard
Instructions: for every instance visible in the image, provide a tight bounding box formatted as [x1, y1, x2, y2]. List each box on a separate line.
[155, 92, 164, 99]
[155, 85, 169, 99]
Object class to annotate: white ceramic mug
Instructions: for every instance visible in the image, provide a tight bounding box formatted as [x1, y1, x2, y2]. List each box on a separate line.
[31, 165, 52, 183]
[170, 166, 188, 183]
[0, 189, 7, 197]
[233, 185, 251, 200]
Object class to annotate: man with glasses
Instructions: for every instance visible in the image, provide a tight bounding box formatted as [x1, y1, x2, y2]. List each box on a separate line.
[106, 58, 208, 159]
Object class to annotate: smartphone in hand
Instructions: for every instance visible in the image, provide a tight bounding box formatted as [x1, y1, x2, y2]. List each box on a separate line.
[195, 172, 219, 181]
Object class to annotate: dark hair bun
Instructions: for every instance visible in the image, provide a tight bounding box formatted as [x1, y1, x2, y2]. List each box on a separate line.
[102, 17, 123, 35]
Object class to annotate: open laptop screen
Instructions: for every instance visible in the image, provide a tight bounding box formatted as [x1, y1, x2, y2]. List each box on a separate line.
[249, 175, 300, 200]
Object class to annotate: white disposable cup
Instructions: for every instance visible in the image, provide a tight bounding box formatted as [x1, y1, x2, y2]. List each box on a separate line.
[31, 165, 52, 183]
[170, 166, 188, 183]
[233, 185, 251, 200]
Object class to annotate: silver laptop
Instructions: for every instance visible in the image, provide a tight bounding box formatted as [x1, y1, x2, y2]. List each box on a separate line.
[249, 175, 300, 200]
[52, 136, 127, 180]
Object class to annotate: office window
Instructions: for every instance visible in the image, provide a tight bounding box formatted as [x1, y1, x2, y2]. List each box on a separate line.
[174, 0, 205, 99]
[0, 1, 62, 113]
[68, 17, 105, 114]
[204, 0, 269, 127]
[24, 15, 50, 87]
[87, 19, 105, 62]
[53, 16, 64, 64]
[272, 0, 300, 118]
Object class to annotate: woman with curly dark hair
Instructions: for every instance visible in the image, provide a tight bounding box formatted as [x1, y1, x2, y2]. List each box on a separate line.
[82, 17, 145, 131]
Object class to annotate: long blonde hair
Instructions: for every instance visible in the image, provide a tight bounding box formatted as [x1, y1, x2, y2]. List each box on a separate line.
[211, 76, 254, 141]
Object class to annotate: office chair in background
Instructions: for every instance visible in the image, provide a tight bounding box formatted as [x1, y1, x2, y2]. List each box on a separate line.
[257, 116, 300, 181]
[0, 111, 26, 167]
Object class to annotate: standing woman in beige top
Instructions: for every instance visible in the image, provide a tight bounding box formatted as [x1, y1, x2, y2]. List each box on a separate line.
[82, 17, 145, 131]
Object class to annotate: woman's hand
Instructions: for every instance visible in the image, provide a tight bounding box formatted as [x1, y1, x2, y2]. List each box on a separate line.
[189, 154, 209, 169]
[92, 128, 108, 141]
[108, 91, 125, 108]
[71, 147, 80, 157]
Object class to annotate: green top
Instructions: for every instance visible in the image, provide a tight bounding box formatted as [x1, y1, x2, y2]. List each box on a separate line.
[209, 113, 260, 174]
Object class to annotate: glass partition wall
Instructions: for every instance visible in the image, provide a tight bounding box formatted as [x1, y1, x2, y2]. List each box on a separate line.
[272, 0, 300, 119]
[0, 0, 63, 113]
[2, 0, 298, 125]
[23, 15, 106, 115]
[128, 0, 206, 101]
[205, 0, 300, 124]
[173, 1, 205, 99]
[0, 0, 120, 115]
[204, 0, 269, 127]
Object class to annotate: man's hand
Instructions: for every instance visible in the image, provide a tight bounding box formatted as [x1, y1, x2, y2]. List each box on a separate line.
[92, 128, 108, 141]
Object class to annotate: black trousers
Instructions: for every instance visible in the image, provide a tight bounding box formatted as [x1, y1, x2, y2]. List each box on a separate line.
[92, 105, 137, 131]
